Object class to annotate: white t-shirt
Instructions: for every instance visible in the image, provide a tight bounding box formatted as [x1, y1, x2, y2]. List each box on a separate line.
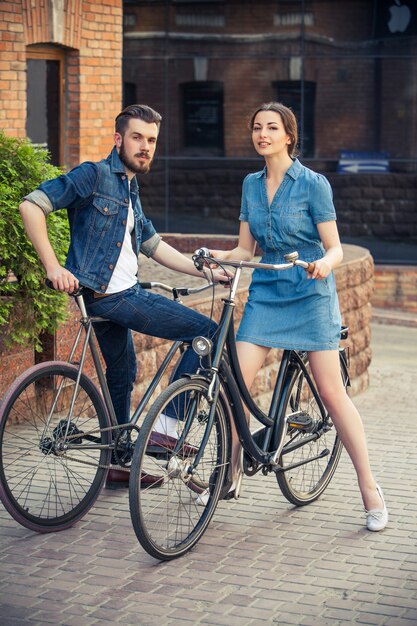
[106, 188, 138, 294]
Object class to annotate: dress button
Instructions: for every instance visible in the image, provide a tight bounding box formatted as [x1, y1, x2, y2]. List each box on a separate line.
[109, 264, 114, 270]
[104, 207, 108, 213]
[101, 285, 106, 291]
[122, 219, 126, 225]
[116, 242, 122, 247]
[121, 175, 126, 180]
[124, 198, 128, 203]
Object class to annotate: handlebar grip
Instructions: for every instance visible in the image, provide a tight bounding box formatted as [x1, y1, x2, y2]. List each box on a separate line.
[139, 282, 152, 290]
[305, 262, 315, 274]
[45, 278, 55, 290]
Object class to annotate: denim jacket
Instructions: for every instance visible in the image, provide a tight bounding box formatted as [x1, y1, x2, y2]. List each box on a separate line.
[24, 147, 160, 293]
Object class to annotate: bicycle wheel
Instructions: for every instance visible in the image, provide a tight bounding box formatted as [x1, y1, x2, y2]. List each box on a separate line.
[0, 362, 111, 532]
[129, 377, 229, 560]
[276, 354, 346, 505]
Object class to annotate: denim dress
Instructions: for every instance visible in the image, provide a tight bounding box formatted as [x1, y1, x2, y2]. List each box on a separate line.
[236, 158, 342, 351]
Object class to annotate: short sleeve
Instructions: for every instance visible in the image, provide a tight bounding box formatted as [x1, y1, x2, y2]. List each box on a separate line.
[238, 174, 250, 222]
[309, 174, 337, 224]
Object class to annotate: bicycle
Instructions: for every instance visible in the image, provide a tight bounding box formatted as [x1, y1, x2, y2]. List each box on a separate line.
[128, 250, 350, 560]
[0, 279, 215, 533]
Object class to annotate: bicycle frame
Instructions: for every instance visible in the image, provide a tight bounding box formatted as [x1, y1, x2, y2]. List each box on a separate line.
[51, 279, 215, 451]
[190, 251, 348, 473]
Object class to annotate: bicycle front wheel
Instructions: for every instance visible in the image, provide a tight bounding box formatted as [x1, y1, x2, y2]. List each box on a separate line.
[276, 355, 345, 506]
[0, 362, 111, 532]
[129, 377, 229, 561]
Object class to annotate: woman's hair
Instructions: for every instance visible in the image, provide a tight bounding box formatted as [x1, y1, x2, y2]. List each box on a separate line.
[115, 104, 162, 135]
[249, 102, 298, 158]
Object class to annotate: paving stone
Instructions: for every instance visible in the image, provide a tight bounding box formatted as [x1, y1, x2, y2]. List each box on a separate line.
[0, 321, 416, 625]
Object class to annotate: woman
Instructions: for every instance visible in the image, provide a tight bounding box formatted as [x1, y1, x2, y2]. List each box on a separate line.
[209, 102, 388, 531]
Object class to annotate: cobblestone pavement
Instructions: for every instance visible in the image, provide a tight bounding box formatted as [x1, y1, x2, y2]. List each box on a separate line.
[0, 314, 416, 625]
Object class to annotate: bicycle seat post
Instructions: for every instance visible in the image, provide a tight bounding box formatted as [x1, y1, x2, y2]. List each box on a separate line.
[75, 292, 89, 322]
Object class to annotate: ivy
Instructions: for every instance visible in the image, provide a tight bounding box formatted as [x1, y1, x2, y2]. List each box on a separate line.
[0, 132, 70, 350]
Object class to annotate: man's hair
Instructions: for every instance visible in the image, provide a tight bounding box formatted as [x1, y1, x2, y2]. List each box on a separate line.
[115, 104, 162, 135]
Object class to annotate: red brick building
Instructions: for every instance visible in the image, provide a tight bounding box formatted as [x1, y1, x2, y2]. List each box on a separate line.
[122, 0, 417, 164]
[0, 0, 123, 169]
[122, 0, 417, 241]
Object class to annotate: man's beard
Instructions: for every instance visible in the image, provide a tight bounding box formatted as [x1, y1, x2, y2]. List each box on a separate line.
[118, 142, 152, 174]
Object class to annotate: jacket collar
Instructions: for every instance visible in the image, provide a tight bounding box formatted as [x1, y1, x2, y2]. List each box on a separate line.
[108, 146, 139, 191]
[109, 146, 128, 175]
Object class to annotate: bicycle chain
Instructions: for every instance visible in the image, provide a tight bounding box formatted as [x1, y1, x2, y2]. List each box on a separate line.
[54, 423, 134, 471]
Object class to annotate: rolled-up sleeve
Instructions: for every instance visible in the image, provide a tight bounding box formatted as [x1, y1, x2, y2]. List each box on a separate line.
[140, 214, 161, 257]
[140, 232, 161, 258]
[23, 190, 54, 216]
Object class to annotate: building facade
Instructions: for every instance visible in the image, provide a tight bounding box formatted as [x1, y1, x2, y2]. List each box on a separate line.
[0, 1, 416, 242]
[122, 0, 417, 240]
[0, 0, 123, 169]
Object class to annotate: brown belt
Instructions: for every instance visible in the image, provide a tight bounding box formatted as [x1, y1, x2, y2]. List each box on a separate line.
[93, 291, 110, 299]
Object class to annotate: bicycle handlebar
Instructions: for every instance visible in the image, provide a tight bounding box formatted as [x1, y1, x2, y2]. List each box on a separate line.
[139, 281, 216, 297]
[45, 278, 216, 299]
[193, 248, 316, 274]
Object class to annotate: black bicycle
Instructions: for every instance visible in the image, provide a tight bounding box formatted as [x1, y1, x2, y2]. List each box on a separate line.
[0, 279, 215, 533]
[129, 250, 350, 560]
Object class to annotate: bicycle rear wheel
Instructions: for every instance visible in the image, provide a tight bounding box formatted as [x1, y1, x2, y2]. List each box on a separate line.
[129, 377, 228, 560]
[276, 354, 346, 505]
[0, 362, 111, 532]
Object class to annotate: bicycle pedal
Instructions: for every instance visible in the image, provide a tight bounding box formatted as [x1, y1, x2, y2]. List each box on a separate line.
[287, 412, 314, 432]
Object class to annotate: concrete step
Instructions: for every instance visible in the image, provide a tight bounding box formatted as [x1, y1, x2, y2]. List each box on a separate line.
[372, 306, 417, 328]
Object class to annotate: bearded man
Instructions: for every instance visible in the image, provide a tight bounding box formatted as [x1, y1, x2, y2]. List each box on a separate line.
[19, 104, 229, 488]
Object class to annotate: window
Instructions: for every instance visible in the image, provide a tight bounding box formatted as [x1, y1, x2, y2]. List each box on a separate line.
[26, 46, 65, 166]
[274, 81, 316, 158]
[181, 81, 224, 154]
[123, 81, 137, 107]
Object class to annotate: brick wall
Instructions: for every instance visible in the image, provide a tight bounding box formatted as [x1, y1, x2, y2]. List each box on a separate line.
[0, 0, 123, 168]
[138, 160, 417, 242]
[373, 265, 417, 313]
[0, 1, 26, 136]
[0, 242, 374, 404]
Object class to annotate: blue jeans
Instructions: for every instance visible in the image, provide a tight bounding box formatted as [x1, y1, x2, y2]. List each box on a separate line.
[83, 284, 216, 425]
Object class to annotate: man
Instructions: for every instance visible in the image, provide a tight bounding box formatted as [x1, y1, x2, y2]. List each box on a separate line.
[19, 104, 229, 488]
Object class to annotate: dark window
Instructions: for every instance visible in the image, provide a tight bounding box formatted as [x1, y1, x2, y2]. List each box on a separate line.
[26, 47, 64, 166]
[274, 81, 316, 158]
[182, 81, 224, 154]
[123, 81, 137, 107]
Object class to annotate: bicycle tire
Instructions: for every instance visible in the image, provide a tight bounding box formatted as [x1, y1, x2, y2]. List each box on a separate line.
[0, 362, 111, 532]
[276, 353, 346, 505]
[129, 377, 228, 560]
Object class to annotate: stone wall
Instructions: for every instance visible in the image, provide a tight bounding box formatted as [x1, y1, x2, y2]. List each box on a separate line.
[0, 243, 374, 405]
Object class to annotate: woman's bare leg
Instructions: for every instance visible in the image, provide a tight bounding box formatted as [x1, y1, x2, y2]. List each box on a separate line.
[308, 350, 383, 511]
[227, 342, 270, 481]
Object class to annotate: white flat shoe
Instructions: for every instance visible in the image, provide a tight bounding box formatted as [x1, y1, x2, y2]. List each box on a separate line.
[365, 484, 388, 532]
[195, 475, 241, 507]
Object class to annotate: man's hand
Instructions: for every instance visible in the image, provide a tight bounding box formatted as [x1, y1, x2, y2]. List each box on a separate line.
[204, 266, 232, 287]
[47, 265, 79, 293]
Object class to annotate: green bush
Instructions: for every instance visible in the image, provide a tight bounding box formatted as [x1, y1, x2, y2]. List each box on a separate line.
[0, 131, 70, 350]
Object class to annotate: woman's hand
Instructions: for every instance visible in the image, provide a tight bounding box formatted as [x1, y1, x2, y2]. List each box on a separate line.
[307, 257, 332, 280]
